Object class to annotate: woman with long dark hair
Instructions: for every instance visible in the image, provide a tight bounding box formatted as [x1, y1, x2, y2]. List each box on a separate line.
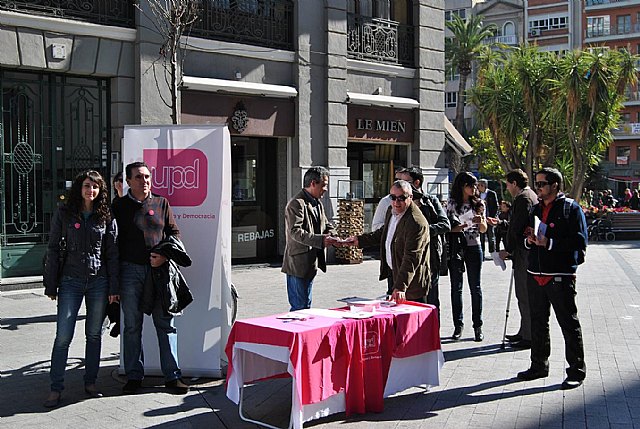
[446, 172, 487, 342]
[43, 170, 119, 407]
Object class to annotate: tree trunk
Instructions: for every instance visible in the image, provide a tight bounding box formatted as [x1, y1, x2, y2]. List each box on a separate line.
[455, 72, 468, 136]
[170, 35, 179, 125]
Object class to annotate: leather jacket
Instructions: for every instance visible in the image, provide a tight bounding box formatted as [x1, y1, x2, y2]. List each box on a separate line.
[141, 236, 193, 316]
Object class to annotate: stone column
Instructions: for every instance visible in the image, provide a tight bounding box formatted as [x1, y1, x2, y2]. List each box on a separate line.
[325, 0, 350, 219]
[415, 0, 448, 187]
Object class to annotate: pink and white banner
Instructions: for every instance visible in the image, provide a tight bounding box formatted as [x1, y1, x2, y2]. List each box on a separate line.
[123, 125, 232, 377]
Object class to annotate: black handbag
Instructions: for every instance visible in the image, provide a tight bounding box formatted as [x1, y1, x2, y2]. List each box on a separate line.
[43, 215, 68, 292]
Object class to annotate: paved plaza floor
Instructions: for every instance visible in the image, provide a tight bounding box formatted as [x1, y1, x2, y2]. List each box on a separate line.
[1, 241, 639, 428]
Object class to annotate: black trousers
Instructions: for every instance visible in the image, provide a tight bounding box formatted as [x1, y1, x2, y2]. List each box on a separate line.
[480, 225, 496, 254]
[527, 275, 586, 381]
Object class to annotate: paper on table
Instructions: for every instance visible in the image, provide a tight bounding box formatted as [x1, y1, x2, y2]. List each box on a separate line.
[491, 251, 506, 271]
[276, 312, 308, 320]
[298, 308, 349, 319]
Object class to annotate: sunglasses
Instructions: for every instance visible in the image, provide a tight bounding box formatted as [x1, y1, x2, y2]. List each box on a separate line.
[389, 194, 410, 202]
[535, 181, 550, 188]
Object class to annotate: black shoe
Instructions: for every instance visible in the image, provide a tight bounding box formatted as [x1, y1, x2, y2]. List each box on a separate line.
[43, 391, 61, 408]
[474, 327, 484, 342]
[165, 378, 189, 394]
[506, 334, 522, 342]
[517, 367, 549, 381]
[561, 378, 583, 390]
[122, 379, 142, 395]
[451, 326, 463, 341]
[510, 339, 531, 349]
[84, 384, 103, 398]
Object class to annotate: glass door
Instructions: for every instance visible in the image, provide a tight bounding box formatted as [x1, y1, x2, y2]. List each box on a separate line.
[231, 137, 279, 263]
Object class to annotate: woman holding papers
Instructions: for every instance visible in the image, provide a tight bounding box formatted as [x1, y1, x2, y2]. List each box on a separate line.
[446, 172, 488, 342]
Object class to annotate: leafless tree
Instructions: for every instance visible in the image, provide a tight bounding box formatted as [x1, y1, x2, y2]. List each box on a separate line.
[136, 0, 201, 124]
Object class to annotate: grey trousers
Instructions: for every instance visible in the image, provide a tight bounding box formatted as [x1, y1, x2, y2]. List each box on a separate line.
[513, 248, 531, 341]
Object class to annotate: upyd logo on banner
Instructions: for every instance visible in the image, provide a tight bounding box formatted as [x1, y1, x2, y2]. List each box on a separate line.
[143, 149, 207, 206]
[123, 125, 232, 378]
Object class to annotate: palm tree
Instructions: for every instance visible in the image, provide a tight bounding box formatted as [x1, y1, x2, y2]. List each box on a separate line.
[445, 14, 496, 136]
[551, 49, 639, 198]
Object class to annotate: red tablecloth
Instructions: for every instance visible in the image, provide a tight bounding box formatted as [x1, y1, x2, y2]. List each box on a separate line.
[225, 303, 440, 416]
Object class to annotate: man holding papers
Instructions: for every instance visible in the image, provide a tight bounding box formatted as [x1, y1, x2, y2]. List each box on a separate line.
[517, 167, 588, 390]
[488, 169, 538, 349]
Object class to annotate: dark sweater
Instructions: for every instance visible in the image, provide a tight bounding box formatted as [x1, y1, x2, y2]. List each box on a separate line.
[112, 192, 180, 265]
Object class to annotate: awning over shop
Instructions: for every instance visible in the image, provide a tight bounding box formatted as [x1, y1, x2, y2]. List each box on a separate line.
[182, 76, 298, 98]
[444, 117, 473, 156]
[346, 92, 420, 109]
[607, 176, 639, 183]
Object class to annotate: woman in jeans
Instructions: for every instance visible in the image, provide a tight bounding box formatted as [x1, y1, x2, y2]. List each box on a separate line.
[43, 170, 119, 407]
[446, 172, 487, 342]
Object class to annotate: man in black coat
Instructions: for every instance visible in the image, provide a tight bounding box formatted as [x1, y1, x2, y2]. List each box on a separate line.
[478, 179, 499, 257]
[489, 169, 538, 349]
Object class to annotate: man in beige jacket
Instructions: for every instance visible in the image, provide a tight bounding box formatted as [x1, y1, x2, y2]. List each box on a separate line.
[282, 166, 337, 310]
[350, 180, 430, 303]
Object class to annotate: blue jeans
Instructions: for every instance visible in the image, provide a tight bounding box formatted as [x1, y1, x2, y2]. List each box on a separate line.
[450, 245, 483, 329]
[120, 262, 181, 382]
[286, 274, 314, 311]
[50, 275, 108, 392]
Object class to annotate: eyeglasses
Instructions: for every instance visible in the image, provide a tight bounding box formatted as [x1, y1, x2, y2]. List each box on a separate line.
[389, 194, 410, 202]
[535, 181, 550, 188]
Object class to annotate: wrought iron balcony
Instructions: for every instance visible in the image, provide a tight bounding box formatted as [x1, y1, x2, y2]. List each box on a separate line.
[0, 0, 135, 28]
[347, 14, 414, 67]
[191, 0, 294, 51]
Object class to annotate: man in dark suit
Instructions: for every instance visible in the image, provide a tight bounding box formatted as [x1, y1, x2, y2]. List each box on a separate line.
[488, 169, 538, 349]
[478, 179, 499, 257]
[349, 180, 430, 303]
[281, 166, 337, 311]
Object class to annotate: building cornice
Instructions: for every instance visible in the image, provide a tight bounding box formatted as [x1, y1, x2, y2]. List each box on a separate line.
[0, 10, 136, 41]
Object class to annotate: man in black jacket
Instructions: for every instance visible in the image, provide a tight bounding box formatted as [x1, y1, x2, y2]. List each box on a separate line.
[478, 179, 499, 257]
[396, 167, 450, 317]
[489, 169, 537, 349]
[516, 167, 588, 390]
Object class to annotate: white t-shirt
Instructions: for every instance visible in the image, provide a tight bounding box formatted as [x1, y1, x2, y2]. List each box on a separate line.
[372, 195, 392, 231]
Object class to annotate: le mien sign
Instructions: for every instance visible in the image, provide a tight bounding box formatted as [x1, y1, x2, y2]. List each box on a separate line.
[356, 118, 407, 133]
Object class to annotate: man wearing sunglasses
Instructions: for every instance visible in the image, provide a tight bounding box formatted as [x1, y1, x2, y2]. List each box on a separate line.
[516, 167, 588, 390]
[347, 180, 430, 304]
[371, 166, 405, 231]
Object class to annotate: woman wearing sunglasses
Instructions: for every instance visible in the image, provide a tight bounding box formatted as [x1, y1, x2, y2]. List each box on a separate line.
[446, 172, 488, 342]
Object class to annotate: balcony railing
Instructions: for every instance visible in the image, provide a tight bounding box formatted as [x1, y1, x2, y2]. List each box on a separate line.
[623, 91, 640, 102]
[586, 0, 633, 6]
[483, 35, 518, 45]
[347, 14, 414, 67]
[0, 0, 135, 28]
[586, 23, 640, 38]
[613, 122, 640, 136]
[191, 0, 294, 51]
